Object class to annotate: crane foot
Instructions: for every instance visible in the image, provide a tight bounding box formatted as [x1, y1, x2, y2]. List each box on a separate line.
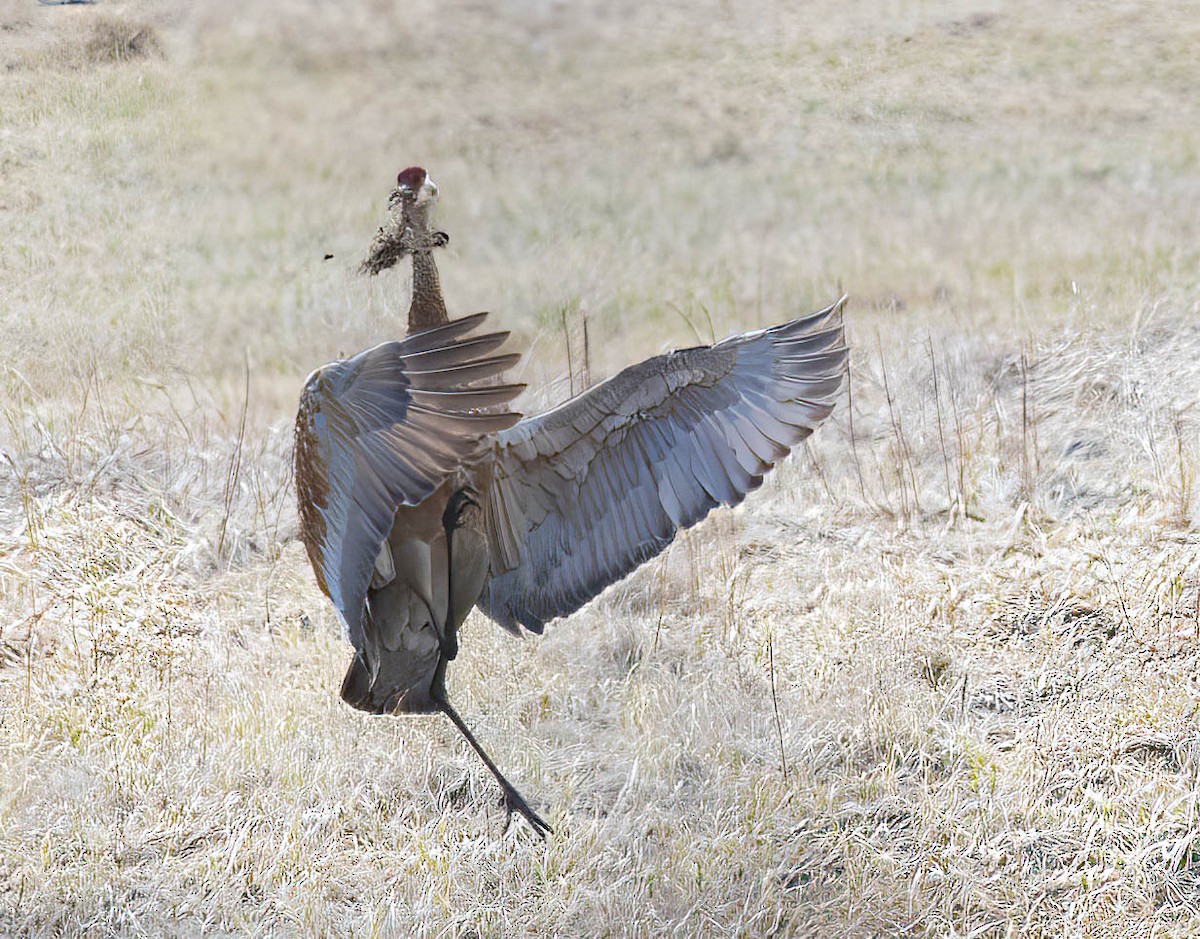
[434, 692, 552, 841]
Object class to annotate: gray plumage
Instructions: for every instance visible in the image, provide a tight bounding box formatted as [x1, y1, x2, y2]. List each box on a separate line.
[479, 301, 846, 633]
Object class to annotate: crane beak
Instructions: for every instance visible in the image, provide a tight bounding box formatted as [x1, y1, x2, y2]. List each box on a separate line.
[417, 175, 439, 205]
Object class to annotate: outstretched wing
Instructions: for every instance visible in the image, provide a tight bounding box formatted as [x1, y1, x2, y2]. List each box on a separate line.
[295, 312, 524, 647]
[479, 297, 848, 633]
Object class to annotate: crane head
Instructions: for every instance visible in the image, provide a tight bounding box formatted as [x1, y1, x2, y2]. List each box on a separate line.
[391, 166, 439, 210]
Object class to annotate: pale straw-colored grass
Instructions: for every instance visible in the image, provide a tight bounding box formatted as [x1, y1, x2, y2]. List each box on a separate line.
[2, 1, 1199, 935]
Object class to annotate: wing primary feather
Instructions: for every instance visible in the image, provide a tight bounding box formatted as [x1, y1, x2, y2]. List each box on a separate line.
[775, 373, 847, 399]
[400, 333, 513, 369]
[775, 350, 849, 375]
[404, 402, 522, 430]
[408, 385, 527, 409]
[771, 324, 846, 353]
[399, 311, 491, 351]
[403, 353, 523, 386]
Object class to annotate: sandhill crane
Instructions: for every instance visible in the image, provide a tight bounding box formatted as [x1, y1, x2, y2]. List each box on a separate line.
[295, 167, 848, 837]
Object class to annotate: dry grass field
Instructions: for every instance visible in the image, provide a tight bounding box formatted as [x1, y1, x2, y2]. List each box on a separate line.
[2, 0, 1199, 935]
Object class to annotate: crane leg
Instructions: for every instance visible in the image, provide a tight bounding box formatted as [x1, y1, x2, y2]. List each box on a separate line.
[436, 488, 549, 838]
[432, 691, 552, 840]
[437, 487, 480, 661]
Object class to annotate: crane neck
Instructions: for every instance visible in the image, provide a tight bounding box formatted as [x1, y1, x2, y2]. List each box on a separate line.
[402, 201, 449, 331]
[409, 248, 448, 330]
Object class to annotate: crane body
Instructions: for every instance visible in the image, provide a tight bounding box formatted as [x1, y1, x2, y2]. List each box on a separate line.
[296, 167, 848, 837]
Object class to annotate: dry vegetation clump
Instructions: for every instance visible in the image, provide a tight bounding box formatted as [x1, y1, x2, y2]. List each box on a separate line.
[77, 15, 162, 65]
[2, 0, 1200, 935]
[1, 5, 161, 70]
